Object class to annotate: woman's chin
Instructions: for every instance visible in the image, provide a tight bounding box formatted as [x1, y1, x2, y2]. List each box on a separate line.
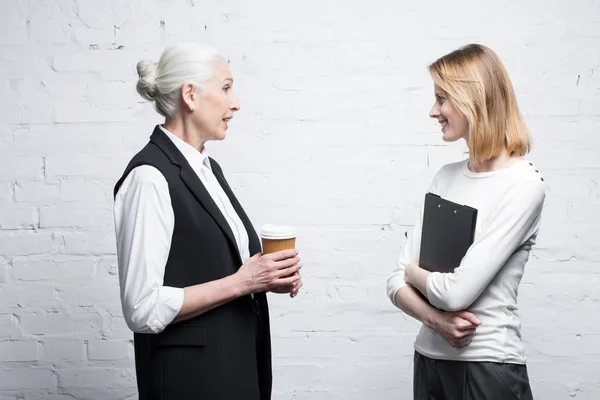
[213, 130, 227, 141]
[441, 132, 460, 143]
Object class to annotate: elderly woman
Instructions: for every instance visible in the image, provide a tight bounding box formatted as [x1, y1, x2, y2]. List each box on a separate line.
[388, 44, 544, 399]
[114, 43, 302, 400]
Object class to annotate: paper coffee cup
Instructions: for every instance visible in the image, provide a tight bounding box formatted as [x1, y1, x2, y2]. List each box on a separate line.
[260, 224, 296, 254]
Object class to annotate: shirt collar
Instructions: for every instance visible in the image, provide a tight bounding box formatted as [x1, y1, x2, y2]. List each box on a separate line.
[159, 125, 212, 171]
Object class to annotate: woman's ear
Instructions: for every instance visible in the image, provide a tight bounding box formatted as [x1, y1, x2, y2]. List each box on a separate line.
[181, 83, 197, 112]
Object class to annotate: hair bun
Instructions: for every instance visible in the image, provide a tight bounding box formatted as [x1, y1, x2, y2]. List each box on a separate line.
[136, 60, 159, 101]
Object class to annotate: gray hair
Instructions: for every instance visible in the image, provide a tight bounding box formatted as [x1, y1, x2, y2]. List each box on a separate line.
[136, 43, 226, 117]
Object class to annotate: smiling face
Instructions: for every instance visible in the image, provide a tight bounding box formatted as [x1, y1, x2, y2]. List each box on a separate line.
[191, 62, 240, 142]
[429, 85, 469, 143]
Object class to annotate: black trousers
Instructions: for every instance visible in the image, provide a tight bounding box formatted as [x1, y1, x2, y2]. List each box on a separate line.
[414, 351, 534, 400]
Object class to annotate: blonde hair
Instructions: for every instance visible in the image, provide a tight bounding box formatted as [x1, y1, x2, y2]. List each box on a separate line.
[429, 44, 530, 164]
[136, 43, 226, 117]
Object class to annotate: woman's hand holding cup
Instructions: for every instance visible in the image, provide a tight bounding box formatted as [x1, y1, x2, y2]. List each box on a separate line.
[237, 249, 302, 295]
[260, 224, 302, 297]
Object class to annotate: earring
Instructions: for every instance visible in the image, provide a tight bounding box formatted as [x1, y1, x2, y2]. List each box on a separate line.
[190, 105, 196, 112]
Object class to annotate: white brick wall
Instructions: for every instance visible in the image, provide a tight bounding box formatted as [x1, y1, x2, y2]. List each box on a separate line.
[0, 0, 598, 399]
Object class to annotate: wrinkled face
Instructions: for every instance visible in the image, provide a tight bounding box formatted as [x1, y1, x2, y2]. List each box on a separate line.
[429, 85, 469, 142]
[192, 62, 240, 142]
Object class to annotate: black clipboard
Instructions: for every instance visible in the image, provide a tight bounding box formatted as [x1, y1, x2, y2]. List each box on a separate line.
[419, 192, 478, 273]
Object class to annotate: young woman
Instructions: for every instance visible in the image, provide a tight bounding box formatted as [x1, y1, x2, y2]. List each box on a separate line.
[387, 44, 544, 400]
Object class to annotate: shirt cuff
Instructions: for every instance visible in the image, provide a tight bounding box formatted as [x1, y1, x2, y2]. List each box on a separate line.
[426, 272, 445, 310]
[146, 286, 185, 333]
[387, 276, 408, 307]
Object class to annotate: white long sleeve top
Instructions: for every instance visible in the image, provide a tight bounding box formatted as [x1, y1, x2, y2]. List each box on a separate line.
[114, 126, 250, 334]
[387, 158, 546, 364]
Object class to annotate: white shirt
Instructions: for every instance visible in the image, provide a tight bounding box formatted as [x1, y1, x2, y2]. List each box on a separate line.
[387, 158, 546, 364]
[114, 126, 250, 334]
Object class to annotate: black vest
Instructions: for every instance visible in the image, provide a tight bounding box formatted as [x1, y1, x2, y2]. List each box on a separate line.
[114, 126, 271, 400]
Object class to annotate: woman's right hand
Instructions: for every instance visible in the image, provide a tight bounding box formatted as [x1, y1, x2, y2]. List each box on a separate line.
[236, 249, 302, 295]
[430, 310, 482, 348]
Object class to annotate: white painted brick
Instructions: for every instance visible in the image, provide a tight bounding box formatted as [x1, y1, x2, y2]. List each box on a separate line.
[0, 157, 43, 180]
[20, 104, 55, 125]
[87, 81, 139, 110]
[20, 313, 74, 336]
[102, 315, 134, 340]
[262, 205, 393, 226]
[54, 101, 141, 123]
[392, 205, 422, 226]
[16, 284, 57, 310]
[0, 45, 49, 68]
[57, 368, 137, 399]
[0, 340, 39, 362]
[96, 257, 118, 279]
[274, 336, 355, 360]
[12, 125, 124, 156]
[14, 181, 59, 204]
[2, 79, 54, 125]
[116, 21, 164, 47]
[0, 314, 22, 340]
[39, 205, 112, 229]
[87, 340, 130, 360]
[120, 120, 160, 151]
[60, 231, 116, 256]
[0, 181, 12, 204]
[0, 258, 7, 283]
[569, 201, 600, 224]
[542, 170, 600, 202]
[11, 257, 95, 282]
[0, 102, 23, 125]
[580, 96, 600, 116]
[550, 333, 600, 357]
[0, 109, 11, 136]
[0, 232, 61, 256]
[515, 38, 600, 74]
[528, 117, 600, 151]
[272, 362, 327, 390]
[46, 155, 127, 179]
[321, 360, 411, 392]
[42, 338, 85, 361]
[52, 50, 139, 80]
[0, 2, 28, 46]
[522, 92, 581, 118]
[28, 3, 73, 45]
[0, 367, 54, 390]
[54, 285, 80, 309]
[37, 75, 87, 102]
[60, 179, 111, 203]
[20, 312, 103, 336]
[7, 75, 46, 104]
[76, 0, 134, 30]
[72, 26, 115, 46]
[212, 149, 311, 176]
[78, 284, 121, 314]
[23, 395, 80, 400]
[0, 205, 38, 229]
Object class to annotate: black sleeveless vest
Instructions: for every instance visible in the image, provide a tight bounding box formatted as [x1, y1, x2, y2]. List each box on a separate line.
[114, 126, 271, 400]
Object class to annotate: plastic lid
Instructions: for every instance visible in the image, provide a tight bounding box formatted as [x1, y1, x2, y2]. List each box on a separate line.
[259, 224, 296, 239]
